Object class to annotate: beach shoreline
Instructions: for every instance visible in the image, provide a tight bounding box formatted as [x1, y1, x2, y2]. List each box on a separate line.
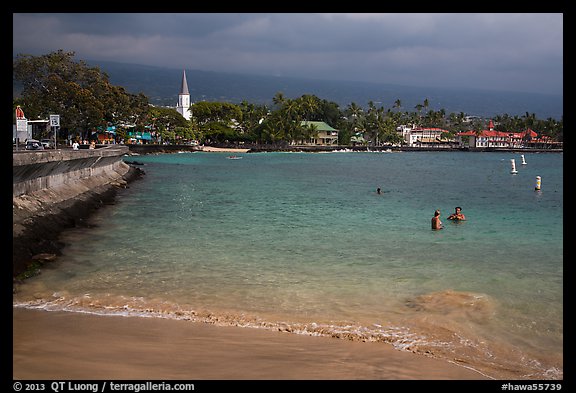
[13, 307, 488, 380]
[199, 146, 251, 153]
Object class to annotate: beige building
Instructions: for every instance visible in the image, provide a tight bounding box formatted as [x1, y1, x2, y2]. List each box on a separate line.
[296, 121, 339, 146]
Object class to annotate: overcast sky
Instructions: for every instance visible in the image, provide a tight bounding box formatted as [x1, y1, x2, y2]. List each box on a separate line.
[13, 13, 563, 95]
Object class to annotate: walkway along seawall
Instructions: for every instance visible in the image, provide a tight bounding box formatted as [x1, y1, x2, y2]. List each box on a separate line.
[13, 146, 143, 278]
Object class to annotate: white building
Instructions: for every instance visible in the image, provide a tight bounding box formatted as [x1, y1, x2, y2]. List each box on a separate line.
[176, 70, 192, 120]
[397, 125, 451, 147]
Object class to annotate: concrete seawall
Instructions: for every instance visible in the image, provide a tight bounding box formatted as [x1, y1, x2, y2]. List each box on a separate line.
[13, 146, 143, 278]
[13, 146, 130, 197]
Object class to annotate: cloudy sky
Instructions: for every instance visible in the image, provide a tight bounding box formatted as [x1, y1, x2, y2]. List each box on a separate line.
[13, 13, 563, 95]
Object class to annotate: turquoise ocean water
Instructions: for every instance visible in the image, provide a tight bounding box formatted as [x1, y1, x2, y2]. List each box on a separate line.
[14, 151, 563, 379]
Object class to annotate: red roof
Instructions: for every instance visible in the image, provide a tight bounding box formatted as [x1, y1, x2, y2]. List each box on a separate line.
[457, 128, 539, 139]
[411, 127, 449, 133]
[519, 128, 538, 139]
[456, 130, 509, 137]
[485, 130, 510, 137]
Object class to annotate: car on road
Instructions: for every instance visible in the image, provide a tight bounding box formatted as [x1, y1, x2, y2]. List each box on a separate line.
[25, 139, 44, 150]
[40, 139, 55, 149]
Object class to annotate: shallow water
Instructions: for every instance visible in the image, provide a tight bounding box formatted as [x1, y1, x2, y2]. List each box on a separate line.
[14, 151, 563, 379]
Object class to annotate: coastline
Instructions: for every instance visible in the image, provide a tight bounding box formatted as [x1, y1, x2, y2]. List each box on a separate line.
[199, 146, 251, 153]
[125, 143, 562, 155]
[12, 164, 144, 278]
[13, 307, 488, 380]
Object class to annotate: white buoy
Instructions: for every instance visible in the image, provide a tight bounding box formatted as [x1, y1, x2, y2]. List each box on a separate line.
[535, 176, 541, 191]
[521, 154, 527, 165]
[510, 158, 518, 174]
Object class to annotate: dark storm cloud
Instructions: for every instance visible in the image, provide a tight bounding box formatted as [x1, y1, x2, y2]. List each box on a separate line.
[15, 13, 253, 38]
[13, 13, 563, 95]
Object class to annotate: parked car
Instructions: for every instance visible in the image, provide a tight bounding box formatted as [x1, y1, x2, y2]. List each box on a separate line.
[25, 139, 44, 150]
[40, 139, 55, 149]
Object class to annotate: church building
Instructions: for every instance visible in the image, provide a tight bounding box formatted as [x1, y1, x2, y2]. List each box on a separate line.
[176, 70, 192, 120]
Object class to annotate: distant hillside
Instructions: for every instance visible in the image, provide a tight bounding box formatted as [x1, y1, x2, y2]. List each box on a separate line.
[15, 59, 563, 120]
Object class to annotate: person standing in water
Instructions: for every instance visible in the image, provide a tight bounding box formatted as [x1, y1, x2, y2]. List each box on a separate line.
[447, 206, 466, 221]
[431, 209, 443, 230]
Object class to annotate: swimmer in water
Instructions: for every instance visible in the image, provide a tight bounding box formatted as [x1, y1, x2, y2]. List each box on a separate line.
[447, 206, 466, 221]
[431, 209, 443, 230]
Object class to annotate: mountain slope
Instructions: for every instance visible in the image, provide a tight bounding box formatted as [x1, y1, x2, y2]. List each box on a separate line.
[17, 59, 563, 119]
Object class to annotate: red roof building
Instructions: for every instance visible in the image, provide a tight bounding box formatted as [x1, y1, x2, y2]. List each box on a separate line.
[457, 121, 543, 148]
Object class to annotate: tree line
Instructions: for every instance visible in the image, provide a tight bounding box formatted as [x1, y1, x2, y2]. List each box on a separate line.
[13, 50, 563, 145]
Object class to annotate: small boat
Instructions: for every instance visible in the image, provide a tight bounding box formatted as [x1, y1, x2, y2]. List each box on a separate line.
[227, 155, 243, 160]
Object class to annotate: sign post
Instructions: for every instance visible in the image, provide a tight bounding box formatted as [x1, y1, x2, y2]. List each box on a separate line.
[15, 106, 27, 151]
[15, 119, 28, 151]
[50, 114, 60, 149]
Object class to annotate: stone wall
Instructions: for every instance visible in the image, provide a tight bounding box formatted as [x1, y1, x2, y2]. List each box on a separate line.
[12, 146, 142, 278]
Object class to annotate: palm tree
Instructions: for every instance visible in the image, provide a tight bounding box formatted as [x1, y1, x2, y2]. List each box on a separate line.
[272, 92, 286, 107]
[262, 121, 283, 143]
[437, 108, 446, 125]
[522, 112, 536, 129]
[364, 102, 387, 146]
[300, 94, 320, 121]
[414, 104, 424, 127]
[345, 102, 364, 135]
[393, 99, 402, 112]
[283, 99, 300, 121]
[346, 102, 363, 119]
[448, 112, 459, 133]
[301, 122, 318, 145]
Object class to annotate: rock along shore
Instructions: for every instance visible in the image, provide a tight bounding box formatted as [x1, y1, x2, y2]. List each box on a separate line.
[12, 150, 144, 280]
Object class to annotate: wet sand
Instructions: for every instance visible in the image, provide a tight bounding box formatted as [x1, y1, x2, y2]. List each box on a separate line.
[13, 308, 487, 380]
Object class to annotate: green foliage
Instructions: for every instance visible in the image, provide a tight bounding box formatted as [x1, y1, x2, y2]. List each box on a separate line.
[13, 50, 150, 135]
[149, 106, 193, 142]
[192, 101, 242, 125]
[190, 101, 243, 143]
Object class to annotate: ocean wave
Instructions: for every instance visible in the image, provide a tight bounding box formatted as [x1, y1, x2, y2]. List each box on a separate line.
[12, 294, 429, 346]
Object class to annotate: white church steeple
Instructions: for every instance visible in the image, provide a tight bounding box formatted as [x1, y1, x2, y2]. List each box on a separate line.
[176, 70, 191, 120]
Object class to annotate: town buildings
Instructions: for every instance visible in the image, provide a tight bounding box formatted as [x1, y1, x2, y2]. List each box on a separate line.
[456, 120, 557, 149]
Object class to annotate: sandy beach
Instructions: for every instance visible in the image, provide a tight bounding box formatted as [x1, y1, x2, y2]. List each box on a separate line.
[13, 308, 487, 380]
[199, 146, 250, 153]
